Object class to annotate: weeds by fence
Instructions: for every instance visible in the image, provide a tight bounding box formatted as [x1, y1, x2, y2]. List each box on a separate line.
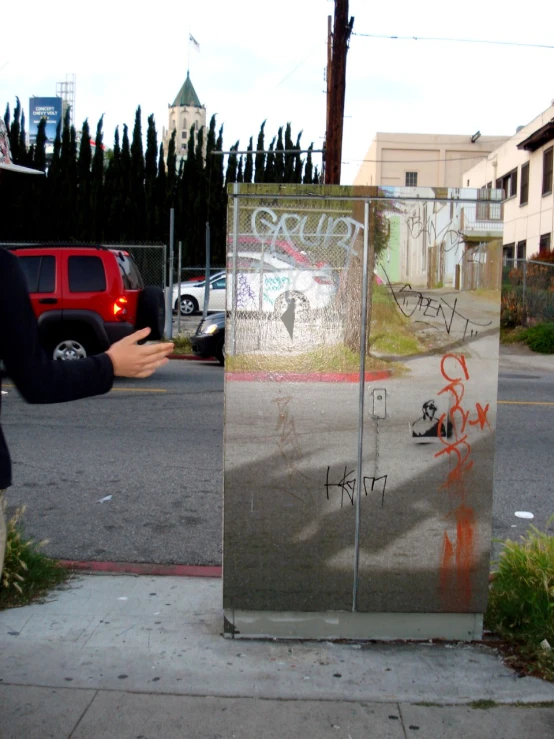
[502, 259, 554, 327]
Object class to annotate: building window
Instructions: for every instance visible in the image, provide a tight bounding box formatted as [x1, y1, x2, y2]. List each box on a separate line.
[496, 169, 518, 200]
[542, 147, 553, 196]
[517, 241, 526, 262]
[405, 172, 418, 187]
[503, 243, 515, 266]
[181, 131, 187, 139]
[520, 163, 529, 205]
[539, 233, 551, 256]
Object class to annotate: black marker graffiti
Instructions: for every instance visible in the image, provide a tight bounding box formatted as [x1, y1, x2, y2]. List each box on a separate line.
[387, 281, 492, 340]
[405, 213, 464, 254]
[324, 467, 388, 508]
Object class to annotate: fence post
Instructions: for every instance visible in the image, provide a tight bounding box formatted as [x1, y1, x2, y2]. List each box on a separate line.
[164, 208, 174, 340]
[522, 260, 527, 319]
[203, 222, 211, 320]
[177, 240, 182, 335]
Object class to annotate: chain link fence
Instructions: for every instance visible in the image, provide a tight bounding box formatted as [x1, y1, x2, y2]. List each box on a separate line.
[502, 258, 554, 326]
[460, 240, 502, 291]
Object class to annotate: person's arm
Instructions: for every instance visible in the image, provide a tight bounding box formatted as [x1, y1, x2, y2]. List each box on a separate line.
[0, 251, 174, 403]
[0, 251, 114, 403]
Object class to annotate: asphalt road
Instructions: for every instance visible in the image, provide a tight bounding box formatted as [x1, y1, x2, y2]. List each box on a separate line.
[1, 348, 553, 566]
[2, 360, 224, 565]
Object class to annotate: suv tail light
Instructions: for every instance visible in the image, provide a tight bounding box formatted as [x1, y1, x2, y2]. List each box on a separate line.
[113, 296, 128, 321]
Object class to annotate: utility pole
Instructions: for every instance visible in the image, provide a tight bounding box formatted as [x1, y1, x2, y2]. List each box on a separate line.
[325, 0, 353, 185]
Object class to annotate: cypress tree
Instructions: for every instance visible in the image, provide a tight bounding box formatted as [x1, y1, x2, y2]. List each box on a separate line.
[283, 123, 295, 183]
[303, 144, 313, 184]
[3, 103, 10, 129]
[312, 166, 320, 185]
[145, 114, 158, 239]
[77, 119, 92, 238]
[237, 156, 244, 183]
[130, 106, 146, 238]
[9, 98, 21, 164]
[166, 128, 177, 208]
[264, 137, 276, 182]
[244, 136, 253, 184]
[33, 117, 47, 173]
[225, 141, 239, 186]
[155, 142, 166, 242]
[293, 132, 303, 183]
[104, 126, 122, 240]
[120, 124, 133, 241]
[91, 116, 105, 240]
[254, 121, 266, 183]
[18, 110, 28, 166]
[274, 126, 284, 182]
[46, 119, 62, 239]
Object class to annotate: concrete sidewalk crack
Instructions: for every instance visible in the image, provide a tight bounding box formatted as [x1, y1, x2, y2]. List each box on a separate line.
[397, 702, 409, 738]
[68, 688, 98, 739]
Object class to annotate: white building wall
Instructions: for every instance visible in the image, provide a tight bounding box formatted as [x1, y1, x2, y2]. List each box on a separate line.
[463, 104, 554, 260]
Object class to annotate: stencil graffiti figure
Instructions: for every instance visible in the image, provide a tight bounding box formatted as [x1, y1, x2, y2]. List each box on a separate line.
[280, 296, 296, 339]
[410, 399, 453, 441]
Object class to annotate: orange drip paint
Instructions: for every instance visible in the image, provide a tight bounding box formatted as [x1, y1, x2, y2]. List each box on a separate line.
[440, 531, 454, 595]
[455, 505, 475, 607]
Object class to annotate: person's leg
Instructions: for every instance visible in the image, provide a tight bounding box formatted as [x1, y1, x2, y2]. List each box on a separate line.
[0, 489, 6, 577]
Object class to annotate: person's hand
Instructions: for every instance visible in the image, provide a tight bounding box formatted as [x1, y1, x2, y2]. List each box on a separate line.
[106, 328, 174, 378]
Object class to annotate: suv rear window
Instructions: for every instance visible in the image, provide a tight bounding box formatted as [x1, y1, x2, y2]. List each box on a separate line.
[19, 255, 56, 293]
[114, 252, 144, 290]
[68, 256, 106, 292]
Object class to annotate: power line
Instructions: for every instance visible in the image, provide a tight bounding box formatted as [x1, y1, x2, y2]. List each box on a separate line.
[351, 31, 554, 50]
[274, 42, 323, 88]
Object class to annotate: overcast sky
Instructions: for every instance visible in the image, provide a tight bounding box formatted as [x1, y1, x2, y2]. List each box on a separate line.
[2, 0, 553, 183]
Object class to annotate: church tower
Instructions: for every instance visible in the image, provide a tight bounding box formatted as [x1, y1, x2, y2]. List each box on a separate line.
[163, 71, 206, 166]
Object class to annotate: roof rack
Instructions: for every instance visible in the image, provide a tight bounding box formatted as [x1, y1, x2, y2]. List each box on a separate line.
[5, 243, 108, 251]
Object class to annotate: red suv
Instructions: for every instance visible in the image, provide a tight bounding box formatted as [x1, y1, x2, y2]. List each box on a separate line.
[10, 245, 165, 360]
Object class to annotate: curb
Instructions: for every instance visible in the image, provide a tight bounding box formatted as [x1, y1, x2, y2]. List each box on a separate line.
[58, 560, 222, 578]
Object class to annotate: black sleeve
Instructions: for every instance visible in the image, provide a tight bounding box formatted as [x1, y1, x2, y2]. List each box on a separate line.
[0, 250, 114, 404]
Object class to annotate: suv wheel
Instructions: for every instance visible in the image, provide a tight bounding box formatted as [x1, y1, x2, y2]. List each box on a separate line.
[136, 286, 165, 340]
[52, 338, 89, 361]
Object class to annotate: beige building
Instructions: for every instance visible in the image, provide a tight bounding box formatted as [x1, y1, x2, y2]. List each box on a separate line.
[463, 103, 554, 262]
[354, 132, 509, 188]
[162, 72, 206, 167]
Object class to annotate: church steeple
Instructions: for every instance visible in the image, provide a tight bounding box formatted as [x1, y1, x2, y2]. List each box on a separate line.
[171, 71, 202, 109]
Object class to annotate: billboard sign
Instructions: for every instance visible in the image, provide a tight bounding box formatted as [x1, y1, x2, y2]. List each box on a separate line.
[28, 97, 63, 145]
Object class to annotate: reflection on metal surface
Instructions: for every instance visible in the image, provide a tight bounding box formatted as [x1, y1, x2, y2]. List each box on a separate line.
[223, 185, 502, 637]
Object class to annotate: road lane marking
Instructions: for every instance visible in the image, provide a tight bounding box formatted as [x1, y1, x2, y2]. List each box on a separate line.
[110, 388, 167, 393]
[2, 384, 166, 394]
[498, 400, 554, 406]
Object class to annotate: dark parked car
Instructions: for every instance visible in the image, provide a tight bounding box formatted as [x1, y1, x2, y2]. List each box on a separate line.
[191, 312, 225, 365]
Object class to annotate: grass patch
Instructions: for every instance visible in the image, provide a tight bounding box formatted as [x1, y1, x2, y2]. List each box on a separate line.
[470, 700, 497, 710]
[0, 507, 70, 609]
[500, 326, 529, 344]
[170, 335, 192, 354]
[500, 323, 554, 353]
[485, 516, 554, 681]
[523, 323, 554, 353]
[226, 343, 397, 374]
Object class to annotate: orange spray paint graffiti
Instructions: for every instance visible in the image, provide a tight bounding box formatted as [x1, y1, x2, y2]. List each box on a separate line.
[435, 354, 487, 608]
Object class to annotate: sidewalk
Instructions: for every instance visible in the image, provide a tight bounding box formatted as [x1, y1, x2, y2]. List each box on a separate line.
[1, 574, 553, 738]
